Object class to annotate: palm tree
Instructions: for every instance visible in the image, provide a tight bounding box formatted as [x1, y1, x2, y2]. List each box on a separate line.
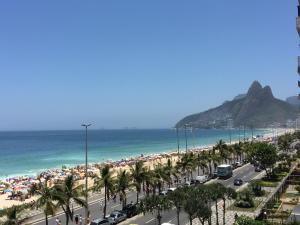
[35, 178, 57, 225]
[153, 163, 168, 193]
[93, 165, 115, 218]
[196, 152, 208, 176]
[168, 188, 185, 225]
[196, 201, 212, 225]
[215, 140, 228, 163]
[3, 206, 20, 225]
[115, 169, 131, 209]
[163, 159, 174, 188]
[233, 142, 243, 162]
[177, 153, 195, 181]
[54, 175, 86, 225]
[221, 187, 236, 225]
[139, 195, 172, 225]
[182, 187, 198, 225]
[207, 183, 224, 225]
[130, 160, 145, 203]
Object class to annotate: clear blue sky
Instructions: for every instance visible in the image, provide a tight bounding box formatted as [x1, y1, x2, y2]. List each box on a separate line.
[0, 0, 298, 130]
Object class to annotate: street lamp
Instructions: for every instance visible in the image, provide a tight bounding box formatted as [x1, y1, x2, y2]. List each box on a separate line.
[184, 124, 189, 153]
[176, 127, 180, 155]
[82, 123, 91, 224]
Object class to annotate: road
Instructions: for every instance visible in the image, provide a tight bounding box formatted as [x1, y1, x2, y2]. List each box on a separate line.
[28, 163, 259, 225]
[121, 163, 258, 225]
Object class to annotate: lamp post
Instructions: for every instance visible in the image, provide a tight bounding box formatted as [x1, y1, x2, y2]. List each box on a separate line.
[82, 123, 91, 224]
[176, 127, 180, 155]
[184, 124, 189, 153]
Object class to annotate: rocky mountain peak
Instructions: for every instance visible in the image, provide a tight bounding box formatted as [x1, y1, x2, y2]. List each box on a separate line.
[247, 81, 263, 97]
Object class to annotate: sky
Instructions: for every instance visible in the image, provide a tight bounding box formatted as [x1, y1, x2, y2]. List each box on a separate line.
[0, 1, 299, 130]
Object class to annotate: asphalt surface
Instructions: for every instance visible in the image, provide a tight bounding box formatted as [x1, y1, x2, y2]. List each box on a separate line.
[28, 163, 259, 225]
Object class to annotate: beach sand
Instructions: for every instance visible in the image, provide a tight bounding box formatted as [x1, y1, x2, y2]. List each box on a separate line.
[0, 128, 293, 210]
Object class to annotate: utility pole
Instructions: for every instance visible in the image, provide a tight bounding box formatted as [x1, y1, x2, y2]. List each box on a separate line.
[176, 127, 180, 155]
[82, 123, 91, 224]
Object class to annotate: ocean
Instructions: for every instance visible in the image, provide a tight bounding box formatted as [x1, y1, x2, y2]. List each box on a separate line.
[0, 129, 270, 179]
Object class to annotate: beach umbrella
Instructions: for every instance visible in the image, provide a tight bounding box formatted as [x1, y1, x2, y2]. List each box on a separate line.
[4, 189, 12, 193]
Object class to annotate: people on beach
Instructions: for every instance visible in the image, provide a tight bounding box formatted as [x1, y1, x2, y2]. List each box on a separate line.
[55, 218, 59, 225]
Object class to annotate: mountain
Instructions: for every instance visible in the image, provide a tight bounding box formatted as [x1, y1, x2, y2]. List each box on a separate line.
[233, 94, 247, 100]
[176, 81, 298, 128]
[286, 96, 300, 108]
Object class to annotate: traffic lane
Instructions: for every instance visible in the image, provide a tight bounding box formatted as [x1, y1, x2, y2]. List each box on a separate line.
[218, 164, 256, 189]
[33, 191, 139, 225]
[124, 164, 259, 225]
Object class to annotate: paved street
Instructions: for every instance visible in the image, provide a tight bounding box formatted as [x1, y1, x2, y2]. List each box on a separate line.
[26, 163, 260, 225]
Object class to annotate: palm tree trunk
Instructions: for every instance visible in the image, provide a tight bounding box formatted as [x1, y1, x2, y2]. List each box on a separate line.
[66, 214, 69, 225]
[177, 209, 180, 225]
[103, 185, 107, 218]
[223, 198, 226, 225]
[215, 201, 219, 225]
[157, 210, 162, 225]
[197, 166, 200, 176]
[136, 190, 139, 203]
[189, 216, 192, 225]
[45, 214, 48, 225]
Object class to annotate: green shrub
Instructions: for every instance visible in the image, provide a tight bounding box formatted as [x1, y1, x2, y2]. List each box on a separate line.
[235, 189, 255, 208]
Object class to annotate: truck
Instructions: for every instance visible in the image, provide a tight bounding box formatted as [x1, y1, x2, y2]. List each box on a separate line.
[217, 164, 233, 179]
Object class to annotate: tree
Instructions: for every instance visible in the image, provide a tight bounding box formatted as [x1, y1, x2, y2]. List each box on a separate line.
[130, 160, 145, 203]
[139, 195, 172, 225]
[207, 183, 225, 225]
[196, 201, 212, 225]
[163, 158, 174, 188]
[168, 188, 185, 225]
[196, 152, 208, 176]
[249, 142, 278, 178]
[233, 216, 266, 225]
[54, 175, 87, 225]
[35, 178, 57, 225]
[222, 187, 237, 225]
[115, 170, 131, 209]
[93, 165, 115, 218]
[183, 187, 199, 225]
[214, 140, 228, 164]
[295, 185, 300, 194]
[3, 206, 21, 225]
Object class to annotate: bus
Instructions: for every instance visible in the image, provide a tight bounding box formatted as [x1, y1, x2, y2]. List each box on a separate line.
[217, 164, 233, 179]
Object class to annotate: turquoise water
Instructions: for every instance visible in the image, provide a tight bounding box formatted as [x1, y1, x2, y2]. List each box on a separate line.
[0, 129, 269, 179]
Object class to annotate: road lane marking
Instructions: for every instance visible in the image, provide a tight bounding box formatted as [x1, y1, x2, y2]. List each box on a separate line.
[146, 218, 155, 224]
[111, 204, 121, 209]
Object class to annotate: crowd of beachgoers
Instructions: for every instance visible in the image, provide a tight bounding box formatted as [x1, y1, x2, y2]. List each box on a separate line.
[0, 128, 292, 210]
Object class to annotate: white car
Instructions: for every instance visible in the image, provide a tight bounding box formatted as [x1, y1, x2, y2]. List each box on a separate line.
[195, 175, 209, 184]
[167, 187, 176, 192]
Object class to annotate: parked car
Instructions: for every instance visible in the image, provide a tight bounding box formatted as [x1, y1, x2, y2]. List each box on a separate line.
[159, 190, 168, 196]
[167, 187, 177, 193]
[195, 175, 209, 184]
[255, 166, 262, 172]
[234, 178, 243, 186]
[184, 181, 191, 186]
[108, 211, 127, 224]
[121, 203, 138, 218]
[91, 219, 112, 225]
[235, 161, 242, 167]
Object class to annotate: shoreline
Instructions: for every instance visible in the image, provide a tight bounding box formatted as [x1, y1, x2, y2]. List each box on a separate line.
[0, 128, 293, 209]
[0, 128, 289, 180]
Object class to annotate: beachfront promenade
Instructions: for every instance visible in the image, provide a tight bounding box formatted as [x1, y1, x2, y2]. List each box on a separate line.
[28, 163, 260, 225]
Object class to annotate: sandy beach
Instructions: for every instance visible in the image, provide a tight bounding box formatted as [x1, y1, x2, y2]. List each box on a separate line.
[0, 128, 293, 210]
